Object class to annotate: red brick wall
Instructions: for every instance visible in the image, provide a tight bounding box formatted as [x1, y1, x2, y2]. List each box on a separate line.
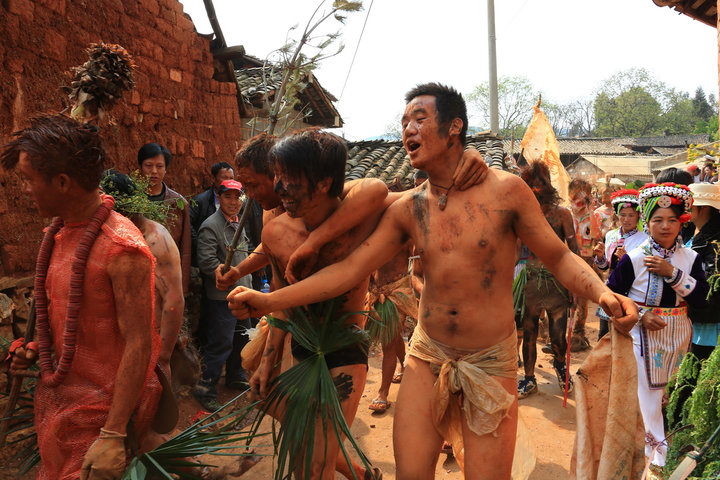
[0, 0, 243, 276]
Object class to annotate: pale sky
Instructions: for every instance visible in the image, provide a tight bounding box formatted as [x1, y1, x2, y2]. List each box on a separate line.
[179, 0, 719, 140]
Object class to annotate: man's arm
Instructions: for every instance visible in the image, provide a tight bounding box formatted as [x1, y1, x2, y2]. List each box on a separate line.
[105, 252, 154, 433]
[216, 243, 270, 291]
[154, 230, 185, 370]
[511, 177, 637, 331]
[229, 199, 409, 319]
[285, 178, 388, 282]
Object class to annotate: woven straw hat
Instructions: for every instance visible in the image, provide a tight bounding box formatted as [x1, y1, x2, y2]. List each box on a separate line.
[690, 183, 720, 210]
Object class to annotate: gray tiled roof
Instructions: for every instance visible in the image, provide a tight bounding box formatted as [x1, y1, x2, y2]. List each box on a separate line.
[346, 134, 505, 187]
[620, 134, 710, 148]
[235, 67, 341, 127]
[502, 138, 632, 156]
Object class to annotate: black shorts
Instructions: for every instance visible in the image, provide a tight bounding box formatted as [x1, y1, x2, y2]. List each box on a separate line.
[291, 337, 368, 371]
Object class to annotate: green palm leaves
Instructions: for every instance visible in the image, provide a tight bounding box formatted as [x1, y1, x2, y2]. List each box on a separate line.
[248, 297, 376, 480]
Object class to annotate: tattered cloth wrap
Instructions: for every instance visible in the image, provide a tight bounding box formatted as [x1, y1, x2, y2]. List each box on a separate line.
[365, 275, 418, 320]
[408, 324, 536, 478]
[570, 323, 645, 480]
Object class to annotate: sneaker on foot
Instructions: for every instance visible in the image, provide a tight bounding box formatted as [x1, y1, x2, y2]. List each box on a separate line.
[554, 361, 574, 393]
[193, 388, 222, 412]
[517, 376, 538, 399]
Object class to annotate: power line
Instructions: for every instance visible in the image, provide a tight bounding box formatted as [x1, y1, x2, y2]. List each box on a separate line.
[339, 0, 374, 100]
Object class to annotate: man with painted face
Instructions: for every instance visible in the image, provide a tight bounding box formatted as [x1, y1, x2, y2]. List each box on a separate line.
[216, 133, 490, 290]
[228, 83, 639, 479]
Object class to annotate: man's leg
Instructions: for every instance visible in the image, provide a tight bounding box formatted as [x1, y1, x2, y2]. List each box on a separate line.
[394, 356, 444, 480]
[461, 376, 518, 479]
[519, 313, 539, 398]
[226, 316, 251, 388]
[548, 305, 573, 392]
[371, 332, 404, 411]
[301, 364, 368, 480]
[194, 300, 236, 409]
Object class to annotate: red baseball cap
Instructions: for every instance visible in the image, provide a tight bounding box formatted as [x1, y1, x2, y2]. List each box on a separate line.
[218, 179, 243, 193]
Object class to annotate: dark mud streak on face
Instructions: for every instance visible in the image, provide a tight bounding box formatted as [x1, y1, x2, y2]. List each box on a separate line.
[333, 372, 354, 402]
[413, 187, 430, 235]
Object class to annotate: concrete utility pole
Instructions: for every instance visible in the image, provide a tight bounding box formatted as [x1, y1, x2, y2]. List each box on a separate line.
[488, 0, 499, 135]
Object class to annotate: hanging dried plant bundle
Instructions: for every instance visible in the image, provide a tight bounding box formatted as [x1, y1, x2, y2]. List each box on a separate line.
[66, 43, 136, 121]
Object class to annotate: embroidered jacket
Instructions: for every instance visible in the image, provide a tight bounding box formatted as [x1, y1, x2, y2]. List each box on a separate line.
[607, 238, 708, 311]
[595, 227, 648, 271]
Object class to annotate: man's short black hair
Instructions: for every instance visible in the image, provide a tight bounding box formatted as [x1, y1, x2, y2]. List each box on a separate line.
[137, 143, 172, 168]
[270, 128, 346, 198]
[211, 162, 233, 177]
[405, 83, 468, 146]
[1, 114, 105, 191]
[656, 167, 693, 186]
[235, 133, 276, 179]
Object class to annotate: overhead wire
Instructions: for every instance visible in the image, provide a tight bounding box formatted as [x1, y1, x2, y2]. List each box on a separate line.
[339, 0, 374, 100]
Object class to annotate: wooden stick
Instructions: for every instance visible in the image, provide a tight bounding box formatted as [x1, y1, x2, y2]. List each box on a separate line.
[0, 300, 36, 446]
[221, 198, 255, 275]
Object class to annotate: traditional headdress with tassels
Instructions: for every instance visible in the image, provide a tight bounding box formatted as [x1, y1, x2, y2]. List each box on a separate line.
[638, 183, 693, 231]
[610, 189, 640, 215]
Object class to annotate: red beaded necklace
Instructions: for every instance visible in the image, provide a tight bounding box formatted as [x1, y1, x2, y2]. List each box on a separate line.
[34, 195, 114, 387]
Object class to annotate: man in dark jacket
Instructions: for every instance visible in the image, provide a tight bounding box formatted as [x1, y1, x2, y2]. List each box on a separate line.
[688, 182, 720, 359]
[194, 179, 253, 411]
[138, 143, 191, 294]
[189, 162, 234, 263]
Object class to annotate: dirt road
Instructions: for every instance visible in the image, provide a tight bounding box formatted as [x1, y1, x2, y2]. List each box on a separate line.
[246, 313, 599, 479]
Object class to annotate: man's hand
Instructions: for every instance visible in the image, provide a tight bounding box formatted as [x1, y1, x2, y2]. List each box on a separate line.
[249, 354, 277, 401]
[228, 286, 272, 319]
[598, 291, 638, 333]
[80, 433, 126, 480]
[592, 242, 605, 260]
[285, 241, 319, 284]
[8, 340, 38, 374]
[216, 264, 241, 291]
[453, 148, 488, 191]
[641, 311, 667, 331]
[644, 256, 674, 278]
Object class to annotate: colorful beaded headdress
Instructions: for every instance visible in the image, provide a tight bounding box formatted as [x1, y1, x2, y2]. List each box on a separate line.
[610, 189, 639, 214]
[637, 183, 693, 229]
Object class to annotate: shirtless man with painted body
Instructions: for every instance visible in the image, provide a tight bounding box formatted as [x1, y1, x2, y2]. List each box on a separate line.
[228, 83, 638, 479]
[101, 172, 185, 376]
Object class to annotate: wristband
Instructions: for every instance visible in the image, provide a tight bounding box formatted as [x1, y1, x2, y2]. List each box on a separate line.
[98, 428, 127, 439]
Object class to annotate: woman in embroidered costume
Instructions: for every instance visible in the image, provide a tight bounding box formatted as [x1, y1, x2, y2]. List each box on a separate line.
[606, 182, 709, 478]
[593, 189, 648, 339]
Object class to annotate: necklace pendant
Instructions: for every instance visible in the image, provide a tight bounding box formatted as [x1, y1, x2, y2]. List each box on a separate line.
[438, 193, 448, 211]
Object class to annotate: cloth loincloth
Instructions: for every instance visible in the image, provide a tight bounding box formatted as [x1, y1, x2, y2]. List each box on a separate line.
[407, 324, 536, 479]
[366, 274, 418, 340]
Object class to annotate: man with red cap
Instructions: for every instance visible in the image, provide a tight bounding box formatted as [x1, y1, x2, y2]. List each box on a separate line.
[194, 179, 253, 410]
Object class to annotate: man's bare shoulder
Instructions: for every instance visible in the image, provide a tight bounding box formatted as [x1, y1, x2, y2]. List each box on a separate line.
[261, 213, 304, 248]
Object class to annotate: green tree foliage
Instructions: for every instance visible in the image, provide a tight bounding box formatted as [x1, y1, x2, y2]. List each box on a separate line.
[467, 76, 539, 137]
[594, 68, 713, 137]
[694, 87, 715, 122]
[595, 86, 662, 137]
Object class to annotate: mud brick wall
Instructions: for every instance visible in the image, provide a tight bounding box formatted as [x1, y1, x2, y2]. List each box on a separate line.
[0, 0, 243, 276]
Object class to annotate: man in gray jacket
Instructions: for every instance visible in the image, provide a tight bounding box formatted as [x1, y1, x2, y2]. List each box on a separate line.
[194, 179, 253, 411]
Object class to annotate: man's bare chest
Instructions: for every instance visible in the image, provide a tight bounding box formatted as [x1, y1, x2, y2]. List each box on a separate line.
[410, 196, 515, 259]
